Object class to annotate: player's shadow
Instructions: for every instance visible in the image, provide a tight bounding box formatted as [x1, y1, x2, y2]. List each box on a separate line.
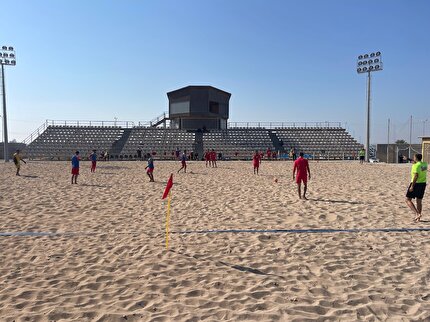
[307, 198, 365, 205]
[97, 165, 128, 170]
[152, 181, 181, 186]
[260, 174, 288, 177]
[80, 183, 107, 188]
[220, 262, 269, 276]
[170, 249, 285, 279]
[21, 175, 38, 178]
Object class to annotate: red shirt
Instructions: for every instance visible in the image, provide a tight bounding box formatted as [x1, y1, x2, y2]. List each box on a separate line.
[293, 157, 309, 178]
[253, 154, 260, 166]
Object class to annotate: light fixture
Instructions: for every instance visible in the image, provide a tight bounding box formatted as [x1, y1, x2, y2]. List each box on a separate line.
[356, 51, 383, 162]
[0, 45, 17, 162]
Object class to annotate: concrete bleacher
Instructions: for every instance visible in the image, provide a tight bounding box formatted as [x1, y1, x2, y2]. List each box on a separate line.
[273, 127, 362, 159]
[119, 127, 195, 159]
[203, 129, 273, 159]
[23, 121, 363, 161]
[25, 125, 124, 160]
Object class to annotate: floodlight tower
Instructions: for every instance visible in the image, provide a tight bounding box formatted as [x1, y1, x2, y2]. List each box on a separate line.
[356, 51, 383, 162]
[0, 45, 16, 162]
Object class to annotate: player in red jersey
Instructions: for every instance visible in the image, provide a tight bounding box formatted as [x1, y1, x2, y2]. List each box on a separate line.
[253, 150, 260, 174]
[211, 149, 217, 168]
[293, 152, 311, 199]
[205, 149, 211, 167]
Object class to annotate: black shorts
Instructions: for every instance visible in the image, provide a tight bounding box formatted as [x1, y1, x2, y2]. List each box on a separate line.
[406, 183, 426, 199]
[359, 156, 365, 161]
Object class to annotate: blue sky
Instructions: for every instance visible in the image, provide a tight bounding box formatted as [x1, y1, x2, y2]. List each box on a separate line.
[1, 0, 429, 143]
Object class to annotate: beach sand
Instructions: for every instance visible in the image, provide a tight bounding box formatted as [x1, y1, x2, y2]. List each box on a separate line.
[0, 160, 429, 321]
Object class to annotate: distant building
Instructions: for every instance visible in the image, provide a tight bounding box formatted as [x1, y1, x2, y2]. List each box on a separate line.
[167, 86, 231, 130]
[420, 137, 430, 163]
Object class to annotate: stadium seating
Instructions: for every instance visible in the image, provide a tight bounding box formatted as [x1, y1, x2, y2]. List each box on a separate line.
[25, 125, 123, 160]
[273, 127, 362, 159]
[120, 127, 195, 159]
[203, 129, 273, 160]
[24, 123, 363, 161]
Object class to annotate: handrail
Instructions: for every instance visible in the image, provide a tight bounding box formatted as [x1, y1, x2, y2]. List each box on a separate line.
[227, 122, 342, 129]
[22, 120, 48, 145]
[149, 112, 169, 127]
[43, 119, 136, 128]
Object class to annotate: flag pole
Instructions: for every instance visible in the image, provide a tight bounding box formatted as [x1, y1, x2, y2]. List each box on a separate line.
[162, 173, 173, 249]
[165, 191, 171, 249]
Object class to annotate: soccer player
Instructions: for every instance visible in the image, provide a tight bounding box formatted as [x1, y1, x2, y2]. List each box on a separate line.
[405, 153, 428, 222]
[13, 149, 26, 176]
[266, 147, 271, 160]
[253, 150, 260, 175]
[145, 154, 155, 182]
[89, 150, 97, 172]
[177, 150, 187, 173]
[211, 149, 217, 168]
[205, 149, 211, 167]
[71, 151, 80, 184]
[293, 152, 311, 200]
[359, 148, 365, 164]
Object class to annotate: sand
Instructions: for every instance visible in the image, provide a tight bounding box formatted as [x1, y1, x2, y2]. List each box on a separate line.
[0, 160, 429, 321]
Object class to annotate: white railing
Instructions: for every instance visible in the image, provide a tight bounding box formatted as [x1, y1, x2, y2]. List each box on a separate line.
[227, 122, 342, 129]
[43, 119, 136, 128]
[22, 120, 49, 145]
[149, 112, 169, 127]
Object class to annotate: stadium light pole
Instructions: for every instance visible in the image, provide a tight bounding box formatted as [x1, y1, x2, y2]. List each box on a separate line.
[357, 51, 383, 162]
[0, 45, 16, 162]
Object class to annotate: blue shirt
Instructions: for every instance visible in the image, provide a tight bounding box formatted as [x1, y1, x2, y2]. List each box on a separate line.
[90, 153, 97, 161]
[72, 155, 79, 168]
[147, 158, 154, 169]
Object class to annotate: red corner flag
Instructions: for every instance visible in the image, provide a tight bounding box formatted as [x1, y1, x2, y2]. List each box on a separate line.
[162, 174, 173, 199]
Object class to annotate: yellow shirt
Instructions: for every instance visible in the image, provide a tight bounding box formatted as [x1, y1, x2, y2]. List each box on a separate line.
[411, 161, 428, 183]
[13, 153, 21, 164]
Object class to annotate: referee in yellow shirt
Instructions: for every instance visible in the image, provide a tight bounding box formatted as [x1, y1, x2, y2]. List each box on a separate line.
[405, 153, 428, 222]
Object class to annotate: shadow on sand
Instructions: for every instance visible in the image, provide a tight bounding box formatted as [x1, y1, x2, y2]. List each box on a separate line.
[307, 198, 365, 205]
